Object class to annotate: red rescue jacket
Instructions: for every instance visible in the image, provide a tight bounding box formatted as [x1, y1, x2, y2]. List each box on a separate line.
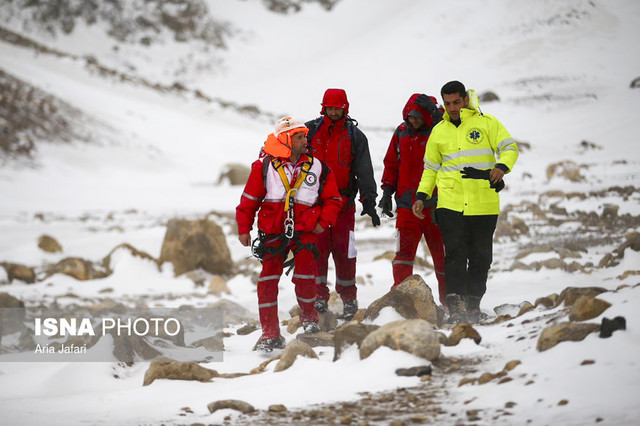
[306, 116, 377, 207]
[381, 94, 439, 209]
[236, 153, 342, 235]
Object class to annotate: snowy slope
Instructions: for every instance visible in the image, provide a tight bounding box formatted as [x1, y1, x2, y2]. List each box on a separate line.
[1, 0, 640, 424]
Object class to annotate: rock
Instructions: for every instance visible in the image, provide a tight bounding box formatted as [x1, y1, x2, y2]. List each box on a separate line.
[494, 303, 523, 316]
[112, 333, 162, 363]
[568, 296, 611, 321]
[143, 361, 218, 386]
[38, 234, 63, 253]
[535, 294, 559, 309]
[286, 316, 301, 334]
[333, 320, 379, 361]
[559, 286, 608, 307]
[49, 257, 109, 281]
[289, 305, 301, 318]
[536, 322, 600, 352]
[318, 310, 338, 332]
[0, 292, 26, 337]
[442, 323, 482, 346]
[192, 335, 224, 352]
[365, 275, 438, 325]
[599, 316, 626, 338]
[268, 404, 287, 412]
[218, 163, 251, 186]
[395, 365, 432, 377]
[206, 299, 256, 326]
[207, 399, 255, 414]
[517, 301, 535, 317]
[296, 332, 334, 348]
[274, 339, 318, 372]
[359, 319, 441, 361]
[208, 275, 230, 296]
[159, 218, 233, 276]
[631, 76, 640, 88]
[236, 322, 259, 336]
[1, 262, 36, 283]
[546, 160, 583, 182]
[479, 91, 500, 102]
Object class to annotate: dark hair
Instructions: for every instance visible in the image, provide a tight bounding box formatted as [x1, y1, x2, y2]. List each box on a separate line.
[441, 80, 466, 98]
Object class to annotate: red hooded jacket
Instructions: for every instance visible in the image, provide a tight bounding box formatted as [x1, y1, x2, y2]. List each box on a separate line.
[236, 152, 342, 236]
[306, 89, 378, 208]
[381, 94, 440, 209]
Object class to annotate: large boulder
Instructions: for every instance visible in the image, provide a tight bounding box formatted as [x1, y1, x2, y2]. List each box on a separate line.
[568, 296, 611, 322]
[365, 275, 438, 325]
[359, 319, 441, 361]
[160, 218, 233, 276]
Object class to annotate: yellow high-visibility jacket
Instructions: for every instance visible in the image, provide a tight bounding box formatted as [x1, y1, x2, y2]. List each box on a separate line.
[416, 98, 518, 216]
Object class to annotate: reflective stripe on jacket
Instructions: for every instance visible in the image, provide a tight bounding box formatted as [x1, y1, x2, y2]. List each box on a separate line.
[416, 108, 518, 215]
[236, 153, 342, 235]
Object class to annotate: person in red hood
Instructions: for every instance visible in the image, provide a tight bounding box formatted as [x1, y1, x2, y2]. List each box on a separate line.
[305, 88, 379, 320]
[236, 116, 342, 352]
[379, 94, 446, 304]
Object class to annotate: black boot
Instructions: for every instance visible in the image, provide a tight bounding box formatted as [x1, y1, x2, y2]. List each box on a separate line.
[466, 296, 483, 323]
[445, 293, 467, 324]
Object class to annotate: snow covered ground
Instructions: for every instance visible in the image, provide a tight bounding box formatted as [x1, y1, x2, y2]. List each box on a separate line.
[1, 0, 640, 424]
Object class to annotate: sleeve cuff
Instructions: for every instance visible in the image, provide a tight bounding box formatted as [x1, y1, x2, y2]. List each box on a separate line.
[495, 163, 509, 173]
[415, 192, 428, 202]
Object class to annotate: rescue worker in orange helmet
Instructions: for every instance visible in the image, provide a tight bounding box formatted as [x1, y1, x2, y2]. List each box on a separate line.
[236, 116, 342, 352]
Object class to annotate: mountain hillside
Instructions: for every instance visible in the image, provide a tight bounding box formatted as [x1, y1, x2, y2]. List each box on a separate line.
[1, 1, 639, 425]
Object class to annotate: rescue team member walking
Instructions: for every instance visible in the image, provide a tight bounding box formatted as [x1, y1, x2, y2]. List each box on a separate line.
[412, 81, 518, 323]
[379, 94, 446, 304]
[236, 117, 342, 352]
[306, 88, 379, 319]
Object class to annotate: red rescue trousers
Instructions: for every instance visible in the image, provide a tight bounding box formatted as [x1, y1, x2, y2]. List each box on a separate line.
[315, 204, 357, 303]
[392, 208, 446, 304]
[257, 232, 319, 339]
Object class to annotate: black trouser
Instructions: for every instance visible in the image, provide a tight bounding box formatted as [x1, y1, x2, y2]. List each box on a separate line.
[435, 208, 498, 299]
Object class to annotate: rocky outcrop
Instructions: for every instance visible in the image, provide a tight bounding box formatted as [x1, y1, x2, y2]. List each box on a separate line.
[159, 218, 233, 276]
[536, 322, 600, 352]
[359, 319, 440, 361]
[365, 275, 438, 325]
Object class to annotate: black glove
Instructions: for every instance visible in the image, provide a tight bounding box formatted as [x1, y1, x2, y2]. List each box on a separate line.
[361, 199, 381, 227]
[460, 167, 490, 180]
[461, 167, 505, 193]
[415, 94, 443, 123]
[490, 179, 505, 193]
[378, 187, 394, 218]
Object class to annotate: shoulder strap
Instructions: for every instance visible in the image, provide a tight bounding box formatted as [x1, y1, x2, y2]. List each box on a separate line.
[306, 117, 324, 142]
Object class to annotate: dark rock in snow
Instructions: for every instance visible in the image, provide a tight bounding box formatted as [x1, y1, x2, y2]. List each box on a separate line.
[144, 360, 218, 386]
[395, 365, 432, 377]
[365, 275, 438, 325]
[599, 316, 626, 338]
